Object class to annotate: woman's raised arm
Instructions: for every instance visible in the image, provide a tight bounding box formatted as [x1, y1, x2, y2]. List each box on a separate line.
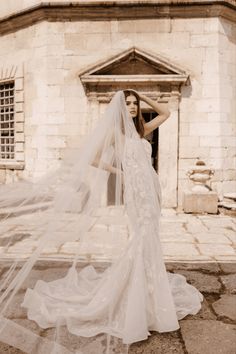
[128, 90, 171, 136]
[139, 93, 170, 136]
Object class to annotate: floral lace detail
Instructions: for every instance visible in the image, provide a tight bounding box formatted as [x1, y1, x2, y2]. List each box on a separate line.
[20, 137, 202, 350]
[1, 91, 203, 354]
[141, 138, 152, 159]
[122, 137, 160, 234]
[122, 137, 166, 299]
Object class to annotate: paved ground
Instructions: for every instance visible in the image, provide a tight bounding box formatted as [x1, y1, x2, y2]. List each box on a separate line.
[130, 261, 236, 354]
[0, 207, 235, 262]
[0, 208, 235, 353]
[0, 261, 235, 354]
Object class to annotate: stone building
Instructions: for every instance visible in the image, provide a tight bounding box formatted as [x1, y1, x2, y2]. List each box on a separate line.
[0, 0, 235, 210]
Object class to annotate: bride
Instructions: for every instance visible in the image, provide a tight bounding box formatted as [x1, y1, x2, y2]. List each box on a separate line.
[0, 90, 203, 354]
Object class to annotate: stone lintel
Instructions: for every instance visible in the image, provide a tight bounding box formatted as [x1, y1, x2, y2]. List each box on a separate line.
[81, 74, 188, 83]
[82, 76, 185, 97]
[0, 1, 235, 36]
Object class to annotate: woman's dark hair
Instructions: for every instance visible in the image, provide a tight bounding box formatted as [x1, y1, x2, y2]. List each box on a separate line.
[123, 90, 145, 138]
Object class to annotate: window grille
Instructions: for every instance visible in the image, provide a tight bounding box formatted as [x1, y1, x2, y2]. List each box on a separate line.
[0, 82, 15, 160]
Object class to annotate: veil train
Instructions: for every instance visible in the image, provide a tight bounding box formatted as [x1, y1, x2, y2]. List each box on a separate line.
[0, 91, 203, 354]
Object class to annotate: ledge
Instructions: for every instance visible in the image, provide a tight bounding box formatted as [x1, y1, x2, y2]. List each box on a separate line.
[0, 1, 235, 36]
[81, 74, 189, 84]
[0, 161, 25, 170]
[81, 75, 187, 99]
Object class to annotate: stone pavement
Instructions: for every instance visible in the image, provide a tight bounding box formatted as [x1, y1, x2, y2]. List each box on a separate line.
[0, 207, 235, 262]
[0, 261, 235, 354]
[130, 262, 236, 354]
[0, 208, 235, 353]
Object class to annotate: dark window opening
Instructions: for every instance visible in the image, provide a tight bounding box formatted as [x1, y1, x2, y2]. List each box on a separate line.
[142, 111, 159, 172]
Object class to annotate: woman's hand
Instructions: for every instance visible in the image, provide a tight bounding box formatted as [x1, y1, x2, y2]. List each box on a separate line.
[128, 90, 151, 103]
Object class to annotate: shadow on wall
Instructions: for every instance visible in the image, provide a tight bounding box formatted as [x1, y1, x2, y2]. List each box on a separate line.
[180, 84, 192, 100]
[221, 18, 236, 45]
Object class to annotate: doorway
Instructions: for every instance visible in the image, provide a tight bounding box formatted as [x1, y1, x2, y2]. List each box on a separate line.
[142, 111, 159, 172]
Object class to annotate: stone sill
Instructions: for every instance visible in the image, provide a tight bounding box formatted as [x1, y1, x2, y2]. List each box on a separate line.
[0, 161, 25, 170]
[0, 1, 235, 36]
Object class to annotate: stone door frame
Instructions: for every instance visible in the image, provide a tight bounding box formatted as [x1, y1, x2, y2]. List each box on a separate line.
[140, 91, 180, 208]
[79, 47, 189, 208]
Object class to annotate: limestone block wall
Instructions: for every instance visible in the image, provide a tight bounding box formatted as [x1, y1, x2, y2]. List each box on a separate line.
[60, 16, 235, 206]
[0, 24, 44, 180]
[0, 14, 235, 208]
[218, 19, 236, 196]
[0, 22, 89, 180]
[176, 18, 236, 205]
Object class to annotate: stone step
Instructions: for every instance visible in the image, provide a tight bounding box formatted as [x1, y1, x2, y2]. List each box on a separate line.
[218, 201, 236, 210]
[223, 193, 236, 202]
[218, 201, 236, 217]
[0, 202, 51, 218]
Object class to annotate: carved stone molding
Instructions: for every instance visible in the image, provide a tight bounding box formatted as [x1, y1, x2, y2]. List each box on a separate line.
[0, 1, 235, 36]
[79, 47, 190, 100]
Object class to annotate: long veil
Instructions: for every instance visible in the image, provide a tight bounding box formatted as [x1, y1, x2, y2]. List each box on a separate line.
[0, 91, 202, 354]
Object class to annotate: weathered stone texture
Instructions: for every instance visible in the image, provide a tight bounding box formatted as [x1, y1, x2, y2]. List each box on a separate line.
[181, 320, 236, 354]
[172, 270, 222, 294]
[219, 262, 236, 274]
[212, 294, 236, 321]
[220, 274, 236, 294]
[129, 330, 184, 354]
[166, 262, 221, 274]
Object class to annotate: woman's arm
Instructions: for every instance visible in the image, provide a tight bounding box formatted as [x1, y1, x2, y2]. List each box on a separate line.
[92, 158, 124, 185]
[130, 90, 170, 136]
[92, 158, 123, 176]
[139, 94, 170, 136]
[91, 132, 124, 184]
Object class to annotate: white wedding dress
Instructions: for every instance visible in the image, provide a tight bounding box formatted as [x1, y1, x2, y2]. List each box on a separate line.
[22, 136, 203, 352]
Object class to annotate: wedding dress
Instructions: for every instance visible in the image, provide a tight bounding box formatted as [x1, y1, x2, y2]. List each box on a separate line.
[0, 91, 203, 354]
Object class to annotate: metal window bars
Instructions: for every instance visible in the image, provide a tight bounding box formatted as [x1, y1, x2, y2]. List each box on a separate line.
[0, 81, 15, 160]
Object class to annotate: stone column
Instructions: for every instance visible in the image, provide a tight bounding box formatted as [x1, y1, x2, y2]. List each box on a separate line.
[158, 91, 180, 208]
[87, 93, 100, 133]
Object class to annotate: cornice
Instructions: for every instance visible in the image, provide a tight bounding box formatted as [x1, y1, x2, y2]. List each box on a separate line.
[0, 1, 235, 36]
[79, 46, 190, 96]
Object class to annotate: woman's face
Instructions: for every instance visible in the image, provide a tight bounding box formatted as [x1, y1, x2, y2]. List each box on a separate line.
[125, 94, 138, 119]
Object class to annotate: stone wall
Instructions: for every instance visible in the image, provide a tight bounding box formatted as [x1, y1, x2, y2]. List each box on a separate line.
[0, 15, 235, 207]
[167, 17, 236, 205]
[0, 22, 89, 180]
[219, 19, 236, 196]
[173, 17, 236, 205]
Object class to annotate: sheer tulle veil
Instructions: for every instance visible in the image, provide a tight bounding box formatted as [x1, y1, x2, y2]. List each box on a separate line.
[0, 90, 202, 353]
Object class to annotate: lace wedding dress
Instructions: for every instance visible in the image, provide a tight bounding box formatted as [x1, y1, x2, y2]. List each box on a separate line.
[21, 136, 203, 351]
[0, 91, 203, 354]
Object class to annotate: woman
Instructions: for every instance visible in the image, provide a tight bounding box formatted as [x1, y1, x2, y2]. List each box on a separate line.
[123, 89, 170, 137]
[0, 90, 203, 354]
